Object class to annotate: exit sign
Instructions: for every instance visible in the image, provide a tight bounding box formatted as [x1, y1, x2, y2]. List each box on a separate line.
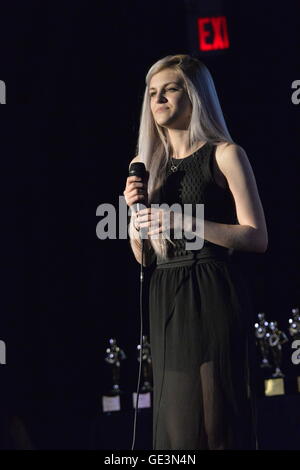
[197, 16, 229, 51]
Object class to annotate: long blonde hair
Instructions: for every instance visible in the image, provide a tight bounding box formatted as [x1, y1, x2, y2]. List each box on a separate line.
[135, 54, 235, 259]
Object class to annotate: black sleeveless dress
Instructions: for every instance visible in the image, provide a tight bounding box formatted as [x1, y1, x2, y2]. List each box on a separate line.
[148, 142, 258, 450]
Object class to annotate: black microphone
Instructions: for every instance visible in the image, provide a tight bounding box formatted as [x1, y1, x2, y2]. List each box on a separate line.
[129, 162, 149, 239]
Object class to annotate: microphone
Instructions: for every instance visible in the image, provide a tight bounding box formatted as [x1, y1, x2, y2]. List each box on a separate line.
[129, 162, 149, 239]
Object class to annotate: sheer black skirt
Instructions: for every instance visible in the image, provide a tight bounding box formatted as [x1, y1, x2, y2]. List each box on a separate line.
[149, 253, 258, 450]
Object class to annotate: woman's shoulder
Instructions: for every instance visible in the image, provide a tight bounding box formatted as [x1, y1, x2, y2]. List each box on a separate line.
[214, 141, 247, 165]
[212, 141, 249, 187]
[214, 141, 252, 182]
[214, 141, 245, 154]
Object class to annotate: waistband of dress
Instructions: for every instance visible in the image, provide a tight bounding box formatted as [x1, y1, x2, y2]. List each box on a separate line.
[155, 248, 231, 269]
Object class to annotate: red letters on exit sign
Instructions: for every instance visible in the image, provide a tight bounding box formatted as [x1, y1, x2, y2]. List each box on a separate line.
[198, 16, 230, 51]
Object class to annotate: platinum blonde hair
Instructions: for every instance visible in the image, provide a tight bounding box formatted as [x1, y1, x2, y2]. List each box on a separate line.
[134, 54, 235, 260]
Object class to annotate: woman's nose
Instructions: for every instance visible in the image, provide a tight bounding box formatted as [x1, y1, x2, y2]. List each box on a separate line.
[156, 92, 167, 103]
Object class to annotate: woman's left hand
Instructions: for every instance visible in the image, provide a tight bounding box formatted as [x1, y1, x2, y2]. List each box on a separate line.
[136, 207, 184, 237]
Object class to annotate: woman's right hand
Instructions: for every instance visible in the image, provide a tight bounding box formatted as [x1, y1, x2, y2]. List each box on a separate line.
[123, 174, 149, 209]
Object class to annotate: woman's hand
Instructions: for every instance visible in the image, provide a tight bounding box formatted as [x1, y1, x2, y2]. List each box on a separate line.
[123, 175, 149, 209]
[136, 207, 185, 238]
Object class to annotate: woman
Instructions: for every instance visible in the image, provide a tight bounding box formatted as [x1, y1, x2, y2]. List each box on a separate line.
[123, 54, 267, 450]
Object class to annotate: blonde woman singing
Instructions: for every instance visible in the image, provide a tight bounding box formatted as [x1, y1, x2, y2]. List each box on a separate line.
[123, 54, 267, 450]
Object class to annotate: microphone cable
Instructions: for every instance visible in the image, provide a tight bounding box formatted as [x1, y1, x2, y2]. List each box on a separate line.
[128, 161, 149, 450]
[131, 234, 145, 450]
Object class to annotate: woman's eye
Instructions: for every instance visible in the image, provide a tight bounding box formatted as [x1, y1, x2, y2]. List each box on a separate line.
[150, 88, 177, 97]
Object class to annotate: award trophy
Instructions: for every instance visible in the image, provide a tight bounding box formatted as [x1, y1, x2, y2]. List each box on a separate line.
[288, 307, 300, 392]
[264, 321, 288, 396]
[288, 307, 300, 338]
[132, 335, 153, 409]
[254, 312, 272, 369]
[102, 338, 126, 413]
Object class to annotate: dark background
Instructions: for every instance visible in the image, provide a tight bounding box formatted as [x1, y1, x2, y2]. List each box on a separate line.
[0, 0, 299, 449]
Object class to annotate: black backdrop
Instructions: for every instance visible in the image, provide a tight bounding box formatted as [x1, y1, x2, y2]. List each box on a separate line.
[0, 0, 299, 449]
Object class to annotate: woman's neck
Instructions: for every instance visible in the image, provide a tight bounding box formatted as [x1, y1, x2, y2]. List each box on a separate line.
[169, 141, 206, 159]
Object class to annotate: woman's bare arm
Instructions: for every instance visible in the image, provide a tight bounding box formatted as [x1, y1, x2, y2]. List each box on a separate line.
[189, 143, 268, 252]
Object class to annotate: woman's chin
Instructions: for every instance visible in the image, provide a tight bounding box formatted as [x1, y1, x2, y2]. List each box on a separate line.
[155, 115, 174, 127]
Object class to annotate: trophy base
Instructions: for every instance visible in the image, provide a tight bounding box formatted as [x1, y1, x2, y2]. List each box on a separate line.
[132, 392, 151, 409]
[264, 378, 285, 396]
[102, 394, 121, 413]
